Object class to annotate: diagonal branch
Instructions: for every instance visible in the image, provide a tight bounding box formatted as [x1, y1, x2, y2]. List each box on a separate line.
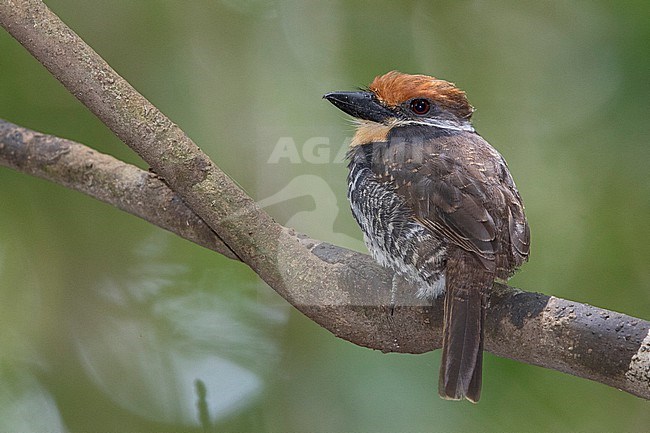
[1, 1, 649, 400]
[0, 0, 331, 314]
[0, 119, 239, 260]
[2, 120, 649, 401]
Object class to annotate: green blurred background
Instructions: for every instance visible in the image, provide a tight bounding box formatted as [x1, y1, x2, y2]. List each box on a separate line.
[1, 0, 649, 431]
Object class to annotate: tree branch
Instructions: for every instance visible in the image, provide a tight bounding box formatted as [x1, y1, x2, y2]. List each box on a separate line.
[2, 119, 649, 400]
[0, 119, 239, 260]
[1, 1, 648, 400]
[0, 0, 334, 317]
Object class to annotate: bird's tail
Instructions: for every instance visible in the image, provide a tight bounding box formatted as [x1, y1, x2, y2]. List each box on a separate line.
[438, 251, 491, 403]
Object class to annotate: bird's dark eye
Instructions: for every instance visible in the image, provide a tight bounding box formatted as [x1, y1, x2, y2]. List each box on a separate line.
[409, 98, 431, 115]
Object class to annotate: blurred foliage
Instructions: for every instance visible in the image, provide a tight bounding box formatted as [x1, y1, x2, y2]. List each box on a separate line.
[0, 0, 649, 432]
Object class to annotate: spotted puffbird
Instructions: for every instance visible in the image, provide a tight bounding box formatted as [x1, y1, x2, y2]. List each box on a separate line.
[324, 71, 530, 402]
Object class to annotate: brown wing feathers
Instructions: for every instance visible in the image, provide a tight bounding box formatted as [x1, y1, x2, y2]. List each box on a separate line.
[381, 134, 502, 267]
[329, 71, 530, 402]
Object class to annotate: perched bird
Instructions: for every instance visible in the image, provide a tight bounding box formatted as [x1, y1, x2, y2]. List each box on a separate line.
[324, 71, 530, 402]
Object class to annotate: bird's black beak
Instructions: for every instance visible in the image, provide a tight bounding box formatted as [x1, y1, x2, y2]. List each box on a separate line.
[323, 91, 394, 123]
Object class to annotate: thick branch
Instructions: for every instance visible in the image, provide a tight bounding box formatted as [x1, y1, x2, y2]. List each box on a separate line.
[0, 120, 239, 260]
[0, 0, 320, 308]
[1, 120, 649, 400]
[1, 1, 649, 400]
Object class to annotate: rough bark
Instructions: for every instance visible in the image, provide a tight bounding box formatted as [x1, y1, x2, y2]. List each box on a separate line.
[2, 119, 649, 400]
[0, 1, 648, 400]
